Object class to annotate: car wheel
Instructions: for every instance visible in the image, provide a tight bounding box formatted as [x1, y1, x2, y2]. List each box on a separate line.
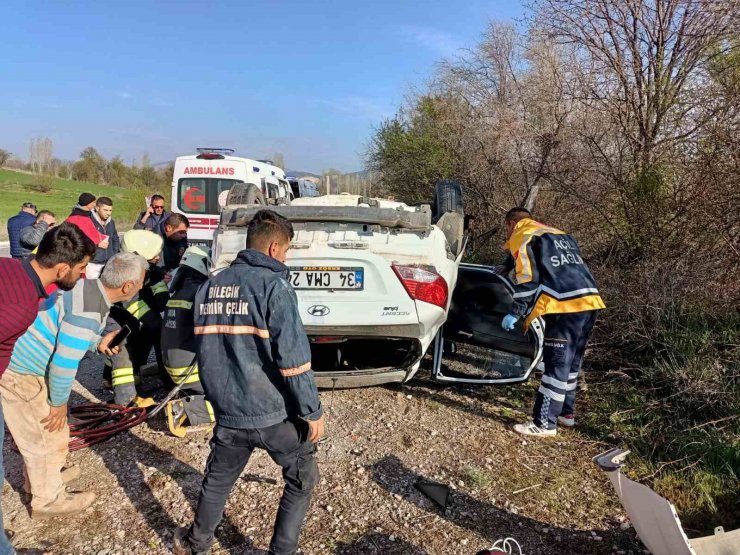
[433, 179, 464, 221]
[226, 183, 266, 206]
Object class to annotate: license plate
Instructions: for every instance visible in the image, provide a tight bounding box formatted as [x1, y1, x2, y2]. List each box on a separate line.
[289, 266, 364, 290]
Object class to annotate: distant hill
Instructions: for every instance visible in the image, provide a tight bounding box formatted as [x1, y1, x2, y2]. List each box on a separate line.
[285, 170, 322, 179]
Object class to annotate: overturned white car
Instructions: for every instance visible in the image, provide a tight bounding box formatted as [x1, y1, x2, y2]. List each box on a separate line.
[212, 181, 543, 387]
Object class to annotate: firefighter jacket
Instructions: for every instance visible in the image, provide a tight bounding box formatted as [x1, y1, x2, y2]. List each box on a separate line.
[194, 248, 323, 430]
[161, 268, 206, 385]
[504, 218, 605, 327]
[123, 264, 170, 329]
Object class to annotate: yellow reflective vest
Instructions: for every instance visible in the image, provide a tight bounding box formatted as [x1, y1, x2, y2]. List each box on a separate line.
[504, 218, 605, 327]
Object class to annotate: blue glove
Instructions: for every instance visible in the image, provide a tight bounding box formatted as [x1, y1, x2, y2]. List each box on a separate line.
[501, 313, 519, 331]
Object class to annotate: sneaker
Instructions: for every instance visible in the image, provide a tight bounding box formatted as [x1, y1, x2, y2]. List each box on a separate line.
[31, 490, 96, 520]
[558, 414, 576, 427]
[513, 421, 557, 436]
[166, 400, 188, 438]
[477, 537, 523, 555]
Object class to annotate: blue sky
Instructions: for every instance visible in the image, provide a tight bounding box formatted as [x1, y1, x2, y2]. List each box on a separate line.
[1, 1, 524, 173]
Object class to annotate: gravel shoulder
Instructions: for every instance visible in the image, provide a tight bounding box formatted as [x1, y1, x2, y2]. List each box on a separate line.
[3, 353, 643, 554]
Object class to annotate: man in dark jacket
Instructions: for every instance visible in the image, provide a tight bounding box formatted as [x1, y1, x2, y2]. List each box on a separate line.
[69, 192, 96, 217]
[134, 194, 170, 236]
[160, 213, 190, 272]
[174, 209, 324, 555]
[500, 207, 605, 437]
[7, 202, 37, 258]
[19, 210, 56, 257]
[87, 197, 120, 279]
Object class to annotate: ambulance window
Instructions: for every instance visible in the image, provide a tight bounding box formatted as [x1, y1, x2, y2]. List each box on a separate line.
[215, 179, 236, 209]
[179, 179, 207, 213]
[178, 178, 243, 214]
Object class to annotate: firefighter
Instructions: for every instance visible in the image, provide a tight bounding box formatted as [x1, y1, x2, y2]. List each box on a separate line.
[174, 209, 324, 555]
[162, 246, 215, 437]
[107, 230, 171, 407]
[500, 207, 606, 436]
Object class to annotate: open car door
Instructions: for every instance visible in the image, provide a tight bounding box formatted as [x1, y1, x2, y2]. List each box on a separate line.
[432, 263, 544, 384]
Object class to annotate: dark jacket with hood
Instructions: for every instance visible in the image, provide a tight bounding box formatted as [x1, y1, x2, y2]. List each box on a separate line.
[194, 249, 322, 429]
[69, 205, 91, 218]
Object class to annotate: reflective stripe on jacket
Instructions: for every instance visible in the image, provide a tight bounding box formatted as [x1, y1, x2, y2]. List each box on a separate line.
[504, 218, 605, 327]
[194, 249, 322, 430]
[122, 264, 169, 325]
[161, 270, 204, 385]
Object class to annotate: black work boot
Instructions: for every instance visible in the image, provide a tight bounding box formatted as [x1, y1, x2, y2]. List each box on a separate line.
[173, 527, 211, 555]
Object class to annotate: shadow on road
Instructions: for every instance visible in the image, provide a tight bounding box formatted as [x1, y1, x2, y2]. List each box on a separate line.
[70, 353, 253, 552]
[334, 531, 427, 554]
[371, 454, 638, 555]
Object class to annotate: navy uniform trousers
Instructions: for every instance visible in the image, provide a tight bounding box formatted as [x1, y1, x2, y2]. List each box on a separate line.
[533, 310, 597, 429]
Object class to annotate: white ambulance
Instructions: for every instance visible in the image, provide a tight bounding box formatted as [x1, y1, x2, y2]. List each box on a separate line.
[171, 148, 290, 246]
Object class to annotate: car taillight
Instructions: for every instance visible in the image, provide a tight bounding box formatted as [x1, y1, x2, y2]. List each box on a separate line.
[310, 336, 347, 344]
[392, 264, 448, 309]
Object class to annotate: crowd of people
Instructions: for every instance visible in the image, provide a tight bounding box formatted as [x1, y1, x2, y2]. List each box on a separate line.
[1, 194, 603, 555]
[1, 194, 326, 555]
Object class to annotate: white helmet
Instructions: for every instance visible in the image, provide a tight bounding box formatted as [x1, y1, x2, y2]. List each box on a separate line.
[179, 246, 211, 277]
[121, 230, 163, 261]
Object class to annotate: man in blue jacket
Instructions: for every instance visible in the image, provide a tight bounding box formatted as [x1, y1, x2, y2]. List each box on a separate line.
[174, 209, 324, 555]
[6, 202, 37, 258]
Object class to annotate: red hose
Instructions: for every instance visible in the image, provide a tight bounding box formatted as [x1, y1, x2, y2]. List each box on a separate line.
[68, 403, 149, 451]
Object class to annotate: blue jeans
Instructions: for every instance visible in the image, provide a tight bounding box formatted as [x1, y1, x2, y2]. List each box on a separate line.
[0, 399, 16, 555]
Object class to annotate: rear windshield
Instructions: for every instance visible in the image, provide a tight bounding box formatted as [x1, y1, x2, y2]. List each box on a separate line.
[177, 178, 243, 214]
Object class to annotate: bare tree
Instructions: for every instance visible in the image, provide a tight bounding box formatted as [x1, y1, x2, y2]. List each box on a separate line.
[272, 152, 285, 169]
[29, 137, 53, 174]
[533, 0, 739, 171]
[435, 21, 578, 217]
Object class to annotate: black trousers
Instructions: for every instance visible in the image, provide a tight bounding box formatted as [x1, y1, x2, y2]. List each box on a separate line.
[186, 420, 318, 555]
[532, 310, 597, 429]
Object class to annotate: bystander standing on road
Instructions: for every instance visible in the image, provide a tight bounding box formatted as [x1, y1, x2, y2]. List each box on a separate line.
[6, 202, 37, 259]
[19, 211, 56, 258]
[0, 222, 95, 553]
[2, 252, 146, 520]
[174, 209, 324, 555]
[134, 194, 170, 236]
[87, 197, 120, 279]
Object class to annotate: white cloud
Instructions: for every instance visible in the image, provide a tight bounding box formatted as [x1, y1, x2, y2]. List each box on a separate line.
[395, 24, 463, 57]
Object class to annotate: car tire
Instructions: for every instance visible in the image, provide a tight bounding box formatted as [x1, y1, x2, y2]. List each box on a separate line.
[226, 183, 266, 206]
[433, 179, 464, 221]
